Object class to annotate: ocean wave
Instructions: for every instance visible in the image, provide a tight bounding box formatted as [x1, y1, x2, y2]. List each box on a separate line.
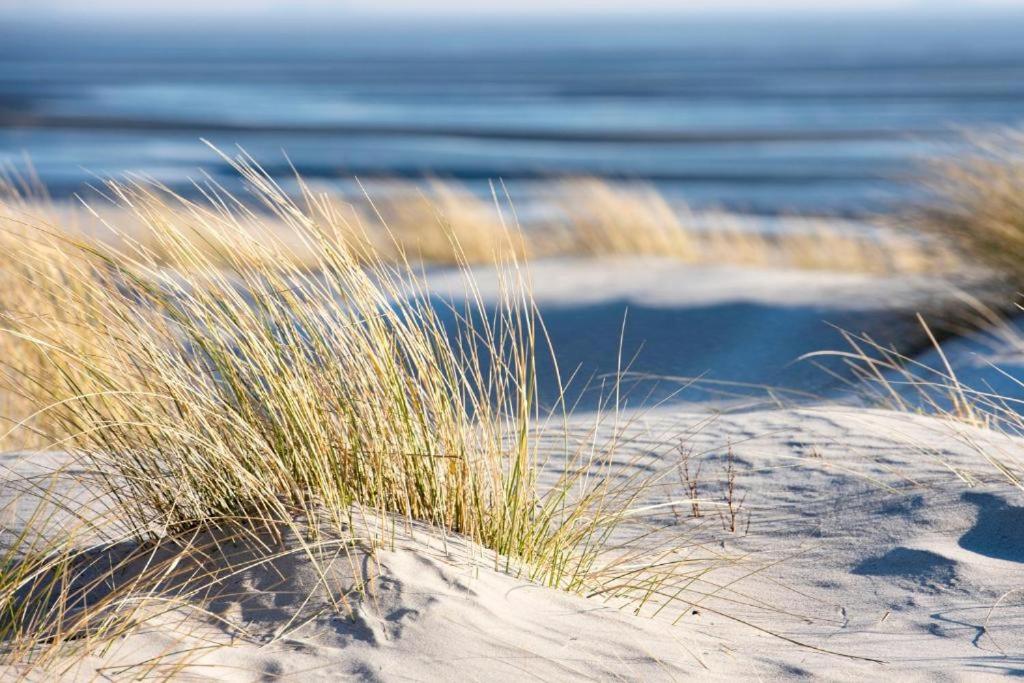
[0, 112, 947, 145]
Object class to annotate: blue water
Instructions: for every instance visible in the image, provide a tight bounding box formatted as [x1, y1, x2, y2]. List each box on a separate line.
[2, 13, 1024, 214]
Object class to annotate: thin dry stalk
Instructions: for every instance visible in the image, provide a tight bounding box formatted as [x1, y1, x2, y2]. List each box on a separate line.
[677, 447, 703, 519]
[718, 449, 746, 535]
[804, 312, 1024, 490]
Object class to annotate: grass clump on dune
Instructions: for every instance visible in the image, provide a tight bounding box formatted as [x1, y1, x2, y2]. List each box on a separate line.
[2, 154, 566, 567]
[805, 305, 1024, 491]
[0, 152, 720, 675]
[552, 178, 955, 273]
[810, 127, 1024, 488]
[378, 177, 957, 274]
[371, 179, 530, 263]
[914, 129, 1024, 283]
[554, 178, 699, 259]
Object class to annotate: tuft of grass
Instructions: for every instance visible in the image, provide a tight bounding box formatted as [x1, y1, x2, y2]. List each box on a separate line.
[911, 129, 1024, 283]
[3, 154, 564, 573]
[804, 306, 1024, 490]
[550, 178, 955, 273]
[0, 152, 731, 675]
[554, 178, 699, 259]
[362, 179, 529, 264]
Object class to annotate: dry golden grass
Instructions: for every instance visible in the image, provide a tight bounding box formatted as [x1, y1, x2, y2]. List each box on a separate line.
[550, 179, 957, 273]
[0, 154, 726, 677]
[369, 179, 530, 263]
[913, 129, 1024, 282]
[3, 167, 543, 558]
[794, 128, 1024, 487]
[0, 189, 114, 451]
[552, 178, 699, 259]
[804, 302, 1024, 490]
[8, 174, 956, 276]
[730, 221, 957, 274]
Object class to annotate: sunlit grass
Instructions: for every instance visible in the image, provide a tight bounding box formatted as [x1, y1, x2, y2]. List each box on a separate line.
[7, 171, 956, 276]
[804, 304, 1024, 491]
[0, 151, 727, 676]
[912, 128, 1024, 283]
[552, 177, 955, 273]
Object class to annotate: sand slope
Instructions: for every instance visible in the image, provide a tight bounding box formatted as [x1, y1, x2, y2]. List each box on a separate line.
[633, 407, 1024, 680]
[4, 406, 1024, 681]
[35, 537, 704, 681]
[3, 261, 1022, 680]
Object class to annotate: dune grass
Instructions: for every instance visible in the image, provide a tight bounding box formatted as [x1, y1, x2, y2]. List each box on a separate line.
[551, 177, 955, 273]
[0, 153, 740, 676]
[2, 154, 576, 566]
[370, 179, 530, 263]
[0, 138, 990, 674]
[804, 303, 1024, 490]
[15, 170, 956, 276]
[805, 127, 1024, 488]
[553, 178, 700, 259]
[912, 129, 1024, 283]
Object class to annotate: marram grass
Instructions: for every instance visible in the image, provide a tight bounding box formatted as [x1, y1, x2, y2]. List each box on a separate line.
[912, 128, 1024, 283]
[0, 152, 721, 676]
[4, 169, 958, 276]
[805, 305, 1024, 491]
[3, 151, 584, 573]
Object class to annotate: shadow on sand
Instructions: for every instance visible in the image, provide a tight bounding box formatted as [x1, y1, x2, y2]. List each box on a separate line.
[517, 299, 922, 411]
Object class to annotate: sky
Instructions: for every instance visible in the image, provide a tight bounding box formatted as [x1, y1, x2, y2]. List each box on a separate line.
[4, 0, 1024, 19]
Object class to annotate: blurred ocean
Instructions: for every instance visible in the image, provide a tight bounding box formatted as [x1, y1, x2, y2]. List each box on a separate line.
[2, 13, 1024, 214]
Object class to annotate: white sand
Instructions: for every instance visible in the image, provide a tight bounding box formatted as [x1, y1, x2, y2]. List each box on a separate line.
[3, 259, 1022, 680]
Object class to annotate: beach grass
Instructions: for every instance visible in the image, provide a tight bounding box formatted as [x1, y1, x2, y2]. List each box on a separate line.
[912, 129, 1024, 283]
[0, 152, 726, 675]
[7, 171, 957, 276]
[803, 304, 1024, 491]
[552, 177, 955, 273]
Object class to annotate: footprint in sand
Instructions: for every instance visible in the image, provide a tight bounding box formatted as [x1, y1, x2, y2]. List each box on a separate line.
[852, 547, 959, 593]
[959, 492, 1024, 563]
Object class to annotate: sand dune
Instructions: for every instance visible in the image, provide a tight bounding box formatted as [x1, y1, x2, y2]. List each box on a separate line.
[3, 259, 1022, 680]
[4, 404, 1024, 680]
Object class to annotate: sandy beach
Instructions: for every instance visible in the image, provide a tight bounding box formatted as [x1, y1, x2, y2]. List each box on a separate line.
[3, 252, 1023, 680]
[4, 5, 1024, 681]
